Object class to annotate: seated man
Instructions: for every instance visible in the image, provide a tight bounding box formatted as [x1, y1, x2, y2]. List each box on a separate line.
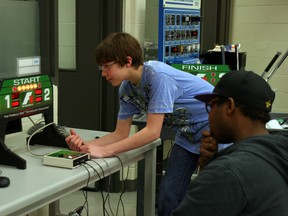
[172, 70, 288, 216]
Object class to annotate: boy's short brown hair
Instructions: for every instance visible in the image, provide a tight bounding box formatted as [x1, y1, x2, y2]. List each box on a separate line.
[95, 32, 144, 69]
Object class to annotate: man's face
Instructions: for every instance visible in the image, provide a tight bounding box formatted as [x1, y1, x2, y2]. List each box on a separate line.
[207, 97, 233, 144]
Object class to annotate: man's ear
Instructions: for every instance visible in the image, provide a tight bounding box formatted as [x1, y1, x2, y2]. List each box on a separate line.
[226, 97, 236, 115]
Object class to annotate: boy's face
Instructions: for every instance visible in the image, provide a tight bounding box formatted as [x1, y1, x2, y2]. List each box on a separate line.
[100, 61, 127, 87]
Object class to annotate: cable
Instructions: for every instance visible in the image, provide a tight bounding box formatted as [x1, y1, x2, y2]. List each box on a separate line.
[97, 158, 115, 216]
[103, 173, 114, 216]
[85, 136, 114, 215]
[26, 115, 47, 135]
[27, 116, 36, 125]
[26, 122, 56, 157]
[88, 156, 129, 216]
[87, 159, 105, 178]
[113, 155, 127, 216]
[68, 164, 91, 216]
[84, 161, 109, 216]
[87, 158, 113, 204]
[82, 164, 92, 215]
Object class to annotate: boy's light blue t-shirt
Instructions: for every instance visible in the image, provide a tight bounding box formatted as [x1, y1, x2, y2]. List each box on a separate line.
[118, 60, 214, 154]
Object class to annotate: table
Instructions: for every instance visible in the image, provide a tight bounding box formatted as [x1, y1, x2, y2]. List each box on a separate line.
[0, 128, 161, 216]
[132, 114, 176, 199]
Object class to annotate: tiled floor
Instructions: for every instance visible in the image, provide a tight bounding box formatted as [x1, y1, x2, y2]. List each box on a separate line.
[26, 189, 139, 216]
[60, 189, 138, 216]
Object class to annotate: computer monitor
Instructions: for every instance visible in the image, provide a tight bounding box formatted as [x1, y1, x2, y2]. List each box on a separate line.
[0, 74, 54, 169]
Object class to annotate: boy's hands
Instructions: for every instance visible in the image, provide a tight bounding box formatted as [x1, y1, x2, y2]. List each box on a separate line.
[65, 129, 85, 151]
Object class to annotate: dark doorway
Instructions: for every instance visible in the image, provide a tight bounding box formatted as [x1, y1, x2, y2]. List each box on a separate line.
[58, 0, 123, 132]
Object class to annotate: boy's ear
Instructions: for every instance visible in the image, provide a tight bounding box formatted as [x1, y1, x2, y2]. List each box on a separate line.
[126, 56, 132, 65]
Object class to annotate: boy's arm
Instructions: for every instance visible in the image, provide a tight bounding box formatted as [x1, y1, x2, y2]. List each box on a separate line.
[79, 113, 165, 157]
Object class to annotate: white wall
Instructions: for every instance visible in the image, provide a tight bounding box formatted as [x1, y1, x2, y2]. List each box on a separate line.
[58, 0, 76, 69]
[230, 0, 288, 113]
[123, 0, 147, 48]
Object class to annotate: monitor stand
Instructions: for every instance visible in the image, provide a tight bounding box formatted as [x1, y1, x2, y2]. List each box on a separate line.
[27, 123, 68, 148]
[0, 120, 26, 169]
[0, 109, 68, 169]
[0, 140, 26, 169]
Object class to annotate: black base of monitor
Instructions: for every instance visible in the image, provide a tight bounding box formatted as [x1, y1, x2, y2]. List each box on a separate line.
[0, 140, 26, 169]
[0, 123, 68, 170]
[27, 123, 68, 148]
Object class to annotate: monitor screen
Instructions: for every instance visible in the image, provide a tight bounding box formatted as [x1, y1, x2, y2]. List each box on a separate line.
[0, 74, 53, 120]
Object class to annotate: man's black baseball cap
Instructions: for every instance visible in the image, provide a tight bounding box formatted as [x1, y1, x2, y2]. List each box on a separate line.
[195, 70, 275, 112]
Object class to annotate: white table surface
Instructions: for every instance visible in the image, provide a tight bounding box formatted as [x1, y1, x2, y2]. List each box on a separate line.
[0, 128, 161, 216]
